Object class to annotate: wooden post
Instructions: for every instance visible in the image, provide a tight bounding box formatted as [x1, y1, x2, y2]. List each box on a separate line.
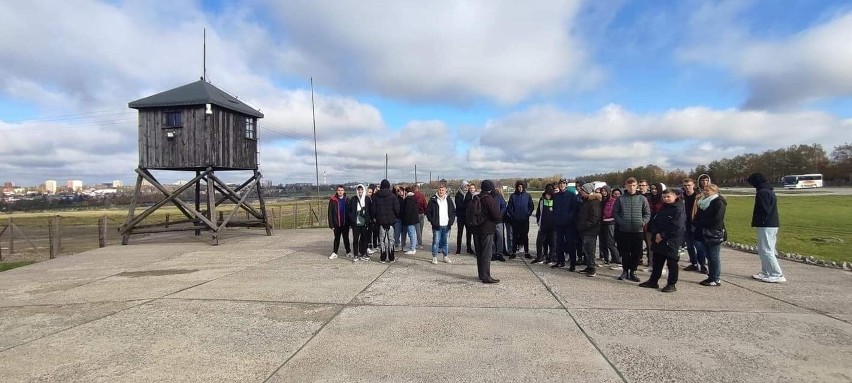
[207, 169, 218, 245]
[49, 217, 59, 259]
[98, 215, 107, 248]
[9, 217, 13, 255]
[165, 213, 170, 228]
[57, 216, 62, 250]
[122, 174, 143, 245]
[219, 211, 224, 223]
[195, 170, 201, 236]
[293, 204, 297, 229]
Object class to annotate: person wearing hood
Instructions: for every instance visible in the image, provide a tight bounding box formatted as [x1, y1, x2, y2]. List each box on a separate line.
[639, 188, 685, 292]
[327, 185, 351, 260]
[576, 183, 602, 277]
[455, 181, 475, 255]
[747, 172, 786, 283]
[348, 184, 372, 262]
[472, 180, 503, 284]
[507, 180, 534, 258]
[643, 182, 666, 274]
[370, 179, 401, 263]
[533, 185, 556, 264]
[401, 186, 420, 255]
[693, 184, 727, 286]
[367, 184, 379, 254]
[598, 185, 620, 265]
[426, 184, 456, 264]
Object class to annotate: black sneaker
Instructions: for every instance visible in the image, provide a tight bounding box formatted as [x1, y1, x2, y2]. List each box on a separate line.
[699, 266, 709, 274]
[684, 264, 698, 271]
[551, 263, 565, 268]
[578, 267, 593, 274]
[638, 281, 659, 289]
[524, 253, 532, 259]
[699, 279, 721, 286]
[586, 269, 596, 277]
[531, 258, 543, 264]
[627, 272, 641, 282]
[661, 284, 677, 292]
[507, 253, 517, 259]
[568, 265, 576, 272]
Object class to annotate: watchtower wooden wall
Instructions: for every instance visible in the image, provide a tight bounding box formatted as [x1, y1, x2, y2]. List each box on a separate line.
[137, 106, 258, 170]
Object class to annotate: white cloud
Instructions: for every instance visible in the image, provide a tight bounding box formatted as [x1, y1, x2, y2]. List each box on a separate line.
[679, 4, 852, 109]
[260, 0, 598, 104]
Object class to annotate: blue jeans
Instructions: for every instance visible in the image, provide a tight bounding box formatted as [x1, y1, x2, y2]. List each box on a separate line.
[686, 229, 706, 266]
[494, 222, 506, 255]
[394, 219, 403, 248]
[405, 224, 418, 251]
[756, 227, 783, 277]
[432, 226, 450, 256]
[703, 241, 722, 282]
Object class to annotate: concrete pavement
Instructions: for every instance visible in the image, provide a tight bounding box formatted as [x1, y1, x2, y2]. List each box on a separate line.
[1, 228, 850, 382]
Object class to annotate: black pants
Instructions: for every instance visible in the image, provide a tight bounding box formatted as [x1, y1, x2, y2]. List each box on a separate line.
[617, 231, 644, 272]
[456, 216, 474, 253]
[555, 226, 576, 266]
[352, 225, 369, 256]
[333, 226, 351, 254]
[599, 223, 620, 263]
[648, 248, 680, 286]
[370, 223, 379, 248]
[475, 232, 494, 280]
[511, 219, 530, 254]
[536, 228, 555, 259]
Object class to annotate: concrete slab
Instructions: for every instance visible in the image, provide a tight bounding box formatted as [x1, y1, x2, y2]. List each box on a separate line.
[572, 308, 852, 383]
[0, 300, 148, 350]
[0, 299, 340, 383]
[353, 255, 562, 309]
[267, 305, 622, 383]
[170, 254, 388, 304]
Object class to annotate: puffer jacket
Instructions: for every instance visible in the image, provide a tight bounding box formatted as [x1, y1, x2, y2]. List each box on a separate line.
[694, 196, 727, 242]
[370, 188, 400, 226]
[401, 193, 420, 226]
[614, 191, 651, 233]
[576, 192, 602, 236]
[650, 199, 686, 254]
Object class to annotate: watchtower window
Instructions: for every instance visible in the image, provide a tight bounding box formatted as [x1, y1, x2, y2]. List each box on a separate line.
[245, 117, 257, 139]
[164, 112, 182, 127]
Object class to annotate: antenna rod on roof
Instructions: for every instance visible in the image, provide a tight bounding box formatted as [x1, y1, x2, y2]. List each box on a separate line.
[203, 28, 207, 82]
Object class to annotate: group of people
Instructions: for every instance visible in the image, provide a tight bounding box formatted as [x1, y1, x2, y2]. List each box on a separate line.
[327, 172, 786, 289]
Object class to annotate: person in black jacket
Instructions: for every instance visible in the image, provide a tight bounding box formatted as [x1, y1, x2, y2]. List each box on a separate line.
[426, 185, 456, 264]
[507, 180, 534, 258]
[693, 184, 727, 286]
[454, 181, 471, 255]
[347, 184, 372, 262]
[552, 179, 579, 269]
[370, 179, 400, 263]
[401, 186, 420, 255]
[471, 180, 503, 284]
[327, 185, 351, 260]
[576, 183, 601, 277]
[640, 188, 685, 292]
[747, 172, 785, 283]
[533, 186, 556, 264]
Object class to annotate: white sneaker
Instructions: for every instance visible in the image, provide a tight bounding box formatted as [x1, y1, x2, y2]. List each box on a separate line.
[610, 265, 622, 270]
[346, 252, 352, 258]
[752, 272, 767, 280]
[404, 250, 416, 255]
[352, 257, 359, 263]
[443, 256, 452, 263]
[431, 257, 438, 264]
[367, 248, 377, 254]
[760, 275, 787, 283]
[329, 252, 338, 260]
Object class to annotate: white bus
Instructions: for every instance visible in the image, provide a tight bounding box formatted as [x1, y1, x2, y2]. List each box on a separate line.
[782, 174, 823, 189]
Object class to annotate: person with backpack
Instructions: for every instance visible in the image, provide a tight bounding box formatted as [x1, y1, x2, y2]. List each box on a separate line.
[468, 180, 502, 283]
[327, 185, 351, 260]
[348, 184, 372, 262]
[507, 180, 534, 259]
[371, 179, 400, 263]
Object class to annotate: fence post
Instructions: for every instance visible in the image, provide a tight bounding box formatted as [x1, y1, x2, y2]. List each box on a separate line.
[8, 217, 13, 255]
[56, 215, 62, 250]
[293, 204, 298, 228]
[98, 215, 107, 248]
[165, 213, 170, 228]
[49, 217, 59, 259]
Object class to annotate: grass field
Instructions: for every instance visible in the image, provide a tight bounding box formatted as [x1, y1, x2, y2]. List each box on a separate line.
[1, 194, 849, 266]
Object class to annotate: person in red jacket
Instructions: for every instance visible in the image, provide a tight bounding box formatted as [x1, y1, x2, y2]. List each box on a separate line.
[327, 185, 351, 259]
[412, 184, 428, 250]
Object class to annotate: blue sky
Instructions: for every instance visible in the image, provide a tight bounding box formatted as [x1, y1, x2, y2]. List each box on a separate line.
[1, 0, 851, 187]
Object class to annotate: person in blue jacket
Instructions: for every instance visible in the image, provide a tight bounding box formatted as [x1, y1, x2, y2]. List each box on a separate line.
[507, 180, 535, 259]
[551, 179, 579, 270]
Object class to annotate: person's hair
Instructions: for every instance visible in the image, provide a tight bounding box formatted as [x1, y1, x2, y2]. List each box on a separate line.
[394, 185, 404, 193]
[412, 184, 420, 191]
[612, 188, 622, 195]
[356, 185, 364, 190]
[704, 184, 720, 194]
[625, 177, 637, 184]
[336, 185, 345, 190]
[683, 178, 695, 184]
[404, 186, 413, 193]
[662, 188, 680, 201]
[638, 179, 648, 185]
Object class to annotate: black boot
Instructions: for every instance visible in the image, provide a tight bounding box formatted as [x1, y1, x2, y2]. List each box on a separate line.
[531, 256, 543, 264]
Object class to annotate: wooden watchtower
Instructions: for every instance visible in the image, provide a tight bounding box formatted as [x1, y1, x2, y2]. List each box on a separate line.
[120, 79, 272, 245]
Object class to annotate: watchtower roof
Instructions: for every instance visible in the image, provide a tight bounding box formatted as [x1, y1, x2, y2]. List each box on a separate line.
[128, 79, 264, 118]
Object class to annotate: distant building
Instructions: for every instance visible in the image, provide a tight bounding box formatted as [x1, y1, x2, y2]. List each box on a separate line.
[112, 180, 123, 188]
[45, 180, 57, 194]
[66, 180, 83, 191]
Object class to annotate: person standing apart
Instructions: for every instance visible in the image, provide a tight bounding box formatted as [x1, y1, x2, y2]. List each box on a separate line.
[576, 183, 602, 277]
[327, 185, 351, 259]
[348, 184, 372, 262]
[747, 173, 786, 283]
[640, 188, 685, 292]
[614, 177, 651, 282]
[413, 184, 428, 250]
[471, 180, 502, 283]
[426, 185, 456, 264]
[694, 184, 727, 286]
[507, 180, 534, 259]
[371, 180, 400, 263]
